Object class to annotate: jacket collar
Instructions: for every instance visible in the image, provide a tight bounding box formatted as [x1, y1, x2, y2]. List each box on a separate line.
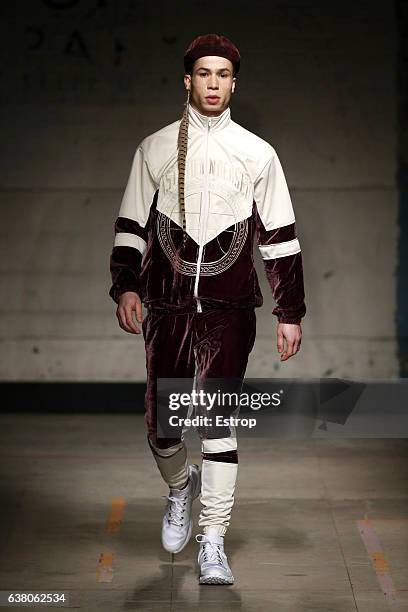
[188, 103, 231, 133]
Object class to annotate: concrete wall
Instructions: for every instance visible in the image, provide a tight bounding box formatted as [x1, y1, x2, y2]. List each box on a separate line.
[0, 0, 399, 382]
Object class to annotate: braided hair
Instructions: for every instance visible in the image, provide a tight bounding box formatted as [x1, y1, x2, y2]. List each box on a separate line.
[177, 88, 190, 249]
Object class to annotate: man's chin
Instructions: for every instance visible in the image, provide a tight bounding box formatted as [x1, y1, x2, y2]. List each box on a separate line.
[203, 99, 222, 107]
[199, 100, 227, 114]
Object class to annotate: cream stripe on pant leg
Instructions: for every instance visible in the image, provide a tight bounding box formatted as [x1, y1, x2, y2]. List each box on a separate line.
[198, 437, 238, 537]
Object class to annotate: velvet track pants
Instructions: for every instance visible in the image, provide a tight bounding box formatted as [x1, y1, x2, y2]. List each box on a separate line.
[142, 307, 256, 534]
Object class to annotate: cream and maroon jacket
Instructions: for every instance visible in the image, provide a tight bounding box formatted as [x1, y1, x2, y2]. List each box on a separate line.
[109, 103, 306, 323]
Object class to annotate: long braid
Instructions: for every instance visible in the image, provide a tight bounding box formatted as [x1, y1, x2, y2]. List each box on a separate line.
[177, 88, 190, 249]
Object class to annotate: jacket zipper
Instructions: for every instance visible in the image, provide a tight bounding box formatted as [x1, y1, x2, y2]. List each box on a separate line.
[193, 117, 211, 312]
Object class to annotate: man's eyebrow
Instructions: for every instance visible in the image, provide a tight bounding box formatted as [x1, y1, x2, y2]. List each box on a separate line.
[197, 67, 232, 73]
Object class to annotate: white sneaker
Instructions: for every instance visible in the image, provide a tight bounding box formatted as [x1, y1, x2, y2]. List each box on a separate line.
[161, 464, 201, 554]
[196, 530, 234, 585]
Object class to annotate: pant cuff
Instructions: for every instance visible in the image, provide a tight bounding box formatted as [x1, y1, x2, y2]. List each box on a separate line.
[203, 525, 227, 537]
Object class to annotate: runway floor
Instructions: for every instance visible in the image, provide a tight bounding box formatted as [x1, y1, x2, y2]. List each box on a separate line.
[0, 414, 407, 611]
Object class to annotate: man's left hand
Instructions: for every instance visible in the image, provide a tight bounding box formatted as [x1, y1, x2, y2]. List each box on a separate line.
[277, 322, 302, 361]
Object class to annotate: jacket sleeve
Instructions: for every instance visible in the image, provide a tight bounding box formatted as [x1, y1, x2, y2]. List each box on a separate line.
[253, 149, 306, 324]
[109, 145, 158, 304]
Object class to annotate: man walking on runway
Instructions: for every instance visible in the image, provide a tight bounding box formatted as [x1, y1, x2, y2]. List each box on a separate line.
[109, 33, 306, 585]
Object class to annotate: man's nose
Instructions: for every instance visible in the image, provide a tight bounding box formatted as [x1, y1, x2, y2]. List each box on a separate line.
[208, 75, 219, 89]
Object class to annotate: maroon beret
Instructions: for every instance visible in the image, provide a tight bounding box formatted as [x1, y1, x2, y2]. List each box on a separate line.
[184, 33, 241, 75]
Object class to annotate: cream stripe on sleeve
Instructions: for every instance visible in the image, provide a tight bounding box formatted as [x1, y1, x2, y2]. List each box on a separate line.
[114, 232, 147, 255]
[258, 238, 301, 260]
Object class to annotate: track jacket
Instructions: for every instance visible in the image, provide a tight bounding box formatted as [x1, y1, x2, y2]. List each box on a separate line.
[109, 104, 306, 324]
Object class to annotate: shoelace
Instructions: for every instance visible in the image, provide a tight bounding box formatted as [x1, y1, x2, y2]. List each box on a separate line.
[162, 492, 188, 527]
[195, 534, 224, 566]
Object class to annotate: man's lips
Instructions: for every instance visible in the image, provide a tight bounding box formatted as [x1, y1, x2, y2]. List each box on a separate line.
[205, 96, 220, 104]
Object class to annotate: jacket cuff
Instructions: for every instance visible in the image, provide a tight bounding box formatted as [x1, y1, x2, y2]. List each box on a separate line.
[109, 280, 140, 305]
[109, 245, 143, 304]
[277, 315, 302, 325]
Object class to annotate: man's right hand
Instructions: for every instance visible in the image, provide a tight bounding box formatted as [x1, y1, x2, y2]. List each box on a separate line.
[116, 291, 143, 334]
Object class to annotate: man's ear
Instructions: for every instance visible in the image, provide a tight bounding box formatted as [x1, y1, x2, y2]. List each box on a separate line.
[231, 77, 236, 94]
[183, 73, 191, 91]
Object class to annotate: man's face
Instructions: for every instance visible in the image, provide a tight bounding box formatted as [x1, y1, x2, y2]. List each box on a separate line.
[183, 56, 236, 116]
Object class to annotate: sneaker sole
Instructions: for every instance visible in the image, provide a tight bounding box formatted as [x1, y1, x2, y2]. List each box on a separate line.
[199, 575, 234, 585]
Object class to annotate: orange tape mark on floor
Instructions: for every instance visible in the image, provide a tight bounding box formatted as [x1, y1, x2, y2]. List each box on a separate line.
[106, 496, 126, 533]
[357, 518, 397, 599]
[370, 552, 390, 574]
[96, 551, 115, 583]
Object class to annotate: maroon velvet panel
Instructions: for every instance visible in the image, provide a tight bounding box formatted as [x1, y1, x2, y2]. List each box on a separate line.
[109, 246, 143, 304]
[256, 219, 297, 245]
[138, 209, 264, 311]
[114, 215, 149, 243]
[264, 252, 307, 324]
[202, 450, 238, 464]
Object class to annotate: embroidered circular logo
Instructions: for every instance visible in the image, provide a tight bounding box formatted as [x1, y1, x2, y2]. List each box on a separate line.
[156, 209, 248, 276]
